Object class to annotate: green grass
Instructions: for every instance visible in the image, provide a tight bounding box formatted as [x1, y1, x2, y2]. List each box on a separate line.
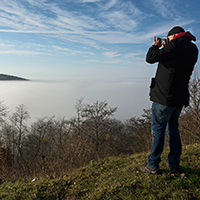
[1, 144, 200, 199]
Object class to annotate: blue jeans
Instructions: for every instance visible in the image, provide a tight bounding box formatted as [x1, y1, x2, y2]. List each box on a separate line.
[148, 102, 182, 169]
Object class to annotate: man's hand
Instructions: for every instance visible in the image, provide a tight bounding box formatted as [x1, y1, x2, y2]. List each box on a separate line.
[153, 36, 161, 47]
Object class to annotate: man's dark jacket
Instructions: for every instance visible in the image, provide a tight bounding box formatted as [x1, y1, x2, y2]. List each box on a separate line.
[146, 32, 198, 107]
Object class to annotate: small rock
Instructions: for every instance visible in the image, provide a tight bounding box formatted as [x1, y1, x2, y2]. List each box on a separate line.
[180, 173, 186, 178]
[31, 177, 38, 182]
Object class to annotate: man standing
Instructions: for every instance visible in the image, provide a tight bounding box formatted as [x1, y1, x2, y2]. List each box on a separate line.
[140, 26, 198, 174]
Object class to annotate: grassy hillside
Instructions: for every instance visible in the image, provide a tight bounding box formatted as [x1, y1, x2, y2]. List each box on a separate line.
[1, 144, 200, 200]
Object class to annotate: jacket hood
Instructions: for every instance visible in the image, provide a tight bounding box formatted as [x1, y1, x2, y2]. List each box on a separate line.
[173, 31, 196, 41]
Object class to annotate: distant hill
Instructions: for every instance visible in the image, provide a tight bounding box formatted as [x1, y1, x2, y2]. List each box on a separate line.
[0, 74, 29, 81]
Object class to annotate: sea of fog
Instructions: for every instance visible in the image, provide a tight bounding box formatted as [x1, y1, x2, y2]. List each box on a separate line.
[0, 78, 151, 123]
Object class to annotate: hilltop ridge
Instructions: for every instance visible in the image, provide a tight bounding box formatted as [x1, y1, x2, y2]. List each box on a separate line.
[0, 74, 29, 81]
[0, 143, 200, 199]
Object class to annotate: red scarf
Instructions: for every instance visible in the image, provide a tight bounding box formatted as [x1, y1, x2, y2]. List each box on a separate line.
[173, 31, 196, 41]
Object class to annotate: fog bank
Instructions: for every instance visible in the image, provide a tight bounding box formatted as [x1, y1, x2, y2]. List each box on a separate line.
[0, 78, 151, 122]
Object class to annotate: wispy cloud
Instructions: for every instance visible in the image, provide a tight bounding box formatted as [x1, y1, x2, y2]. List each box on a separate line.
[103, 51, 121, 58]
[124, 52, 145, 62]
[103, 0, 118, 11]
[148, 0, 182, 19]
[105, 59, 123, 64]
[0, 0, 195, 58]
[0, 50, 50, 56]
[82, 0, 101, 2]
[85, 60, 99, 63]
[52, 45, 95, 56]
[0, 0, 142, 35]
[0, 0, 48, 30]
[0, 40, 52, 56]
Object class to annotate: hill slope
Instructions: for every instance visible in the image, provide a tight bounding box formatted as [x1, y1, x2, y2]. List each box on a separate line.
[0, 74, 29, 81]
[1, 144, 200, 199]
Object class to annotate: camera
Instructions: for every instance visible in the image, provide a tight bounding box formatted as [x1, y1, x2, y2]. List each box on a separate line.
[161, 37, 168, 45]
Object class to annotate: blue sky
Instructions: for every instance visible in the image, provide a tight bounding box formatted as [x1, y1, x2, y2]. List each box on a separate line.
[0, 0, 199, 80]
[0, 0, 200, 120]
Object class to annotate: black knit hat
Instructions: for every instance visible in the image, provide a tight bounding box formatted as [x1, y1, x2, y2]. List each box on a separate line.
[167, 26, 185, 36]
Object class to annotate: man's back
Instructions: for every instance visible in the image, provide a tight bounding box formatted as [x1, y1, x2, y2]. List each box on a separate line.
[146, 33, 198, 107]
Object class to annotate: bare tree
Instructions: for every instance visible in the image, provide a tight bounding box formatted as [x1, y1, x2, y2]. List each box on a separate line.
[125, 108, 152, 153]
[80, 100, 118, 154]
[0, 101, 8, 147]
[179, 77, 200, 144]
[0, 100, 8, 124]
[10, 104, 30, 170]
